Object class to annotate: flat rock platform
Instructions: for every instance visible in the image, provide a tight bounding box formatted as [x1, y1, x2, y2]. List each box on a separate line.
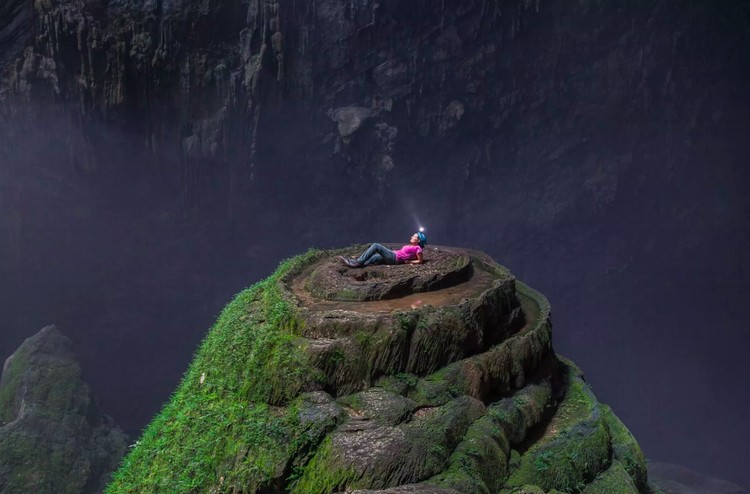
[305, 244, 473, 302]
[286, 245, 518, 318]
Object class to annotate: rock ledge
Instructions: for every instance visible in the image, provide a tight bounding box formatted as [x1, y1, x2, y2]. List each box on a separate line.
[306, 245, 472, 301]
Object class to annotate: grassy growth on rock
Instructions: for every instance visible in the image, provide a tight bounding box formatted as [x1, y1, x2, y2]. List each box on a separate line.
[581, 461, 638, 494]
[429, 381, 553, 494]
[601, 404, 648, 491]
[504, 362, 611, 493]
[107, 250, 328, 493]
[288, 436, 361, 494]
[293, 396, 485, 493]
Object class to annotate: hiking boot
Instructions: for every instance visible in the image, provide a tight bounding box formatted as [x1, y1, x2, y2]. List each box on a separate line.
[339, 256, 362, 268]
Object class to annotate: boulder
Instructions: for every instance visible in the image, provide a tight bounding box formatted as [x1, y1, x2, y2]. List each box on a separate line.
[0, 326, 127, 494]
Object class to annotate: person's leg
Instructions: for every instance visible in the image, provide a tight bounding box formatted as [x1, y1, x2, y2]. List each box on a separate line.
[363, 253, 384, 266]
[357, 243, 395, 265]
[356, 243, 379, 265]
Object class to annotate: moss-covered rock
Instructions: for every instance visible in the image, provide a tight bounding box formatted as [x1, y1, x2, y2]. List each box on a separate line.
[0, 326, 127, 494]
[348, 485, 463, 493]
[108, 247, 650, 494]
[582, 460, 639, 494]
[601, 404, 648, 491]
[427, 380, 553, 494]
[503, 360, 613, 493]
[292, 396, 485, 494]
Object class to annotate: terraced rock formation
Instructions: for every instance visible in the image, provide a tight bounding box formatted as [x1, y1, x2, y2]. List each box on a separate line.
[108, 247, 652, 493]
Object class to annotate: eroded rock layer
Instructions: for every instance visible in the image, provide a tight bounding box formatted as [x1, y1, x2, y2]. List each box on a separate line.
[107, 248, 652, 494]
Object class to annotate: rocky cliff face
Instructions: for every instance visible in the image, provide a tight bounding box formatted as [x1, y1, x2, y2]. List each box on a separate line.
[1, 0, 747, 220]
[0, 326, 127, 494]
[108, 248, 652, 493]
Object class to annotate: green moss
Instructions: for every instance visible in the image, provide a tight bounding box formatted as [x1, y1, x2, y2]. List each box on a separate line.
[0, 430, 90, 494]
[498, 486, 546, 494]
[288, 437, 360, 494]
[429, 413, 505, 494]
[409, 367, 462, 406]
[397, 312, 418, 333]
[582, 461, 638, 494]
[353, 331, 373, 350]
[336, 287, 360, 301]
[429, 381, 552, 494]
[601, 404, 648, 491]
[336, 392, 365, 412]
[504, 363, 611, 493]
[107, 249, 329, 493]
[0, 328, 127, 494]
[0, 351, 27, 424]
[0, 347, 84, 423]
[377, 372, 419, 396]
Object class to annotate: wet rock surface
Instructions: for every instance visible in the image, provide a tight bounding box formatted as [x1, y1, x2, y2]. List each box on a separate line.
[307, 245, 472, 301]
[284, 247, 526, 396]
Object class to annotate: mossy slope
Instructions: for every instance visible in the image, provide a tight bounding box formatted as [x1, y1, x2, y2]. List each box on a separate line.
[108, 248, 650, 494]
[107, 250, 330, 493]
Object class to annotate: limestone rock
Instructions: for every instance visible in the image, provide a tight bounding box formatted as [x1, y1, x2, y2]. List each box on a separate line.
[107, 248, 651, 494]
[0, 325, 127, 494]
[330, 107, 374, 140]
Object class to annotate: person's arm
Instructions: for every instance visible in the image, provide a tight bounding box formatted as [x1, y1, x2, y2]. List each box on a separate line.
[410, 251, 423, 264]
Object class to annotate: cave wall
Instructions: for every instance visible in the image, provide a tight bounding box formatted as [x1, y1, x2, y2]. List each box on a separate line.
[1, 0, 748, 254]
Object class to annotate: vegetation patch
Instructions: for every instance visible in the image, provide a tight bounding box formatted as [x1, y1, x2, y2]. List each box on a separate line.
[581, 460, 638, 494]
[292, 396, 485, 493]
[107, 250, 330, 493]
[288, 436, 363, 494]
[504, 362, 611, 493]
[601, 404, 648, 491]
[429, 381, 552, 494]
